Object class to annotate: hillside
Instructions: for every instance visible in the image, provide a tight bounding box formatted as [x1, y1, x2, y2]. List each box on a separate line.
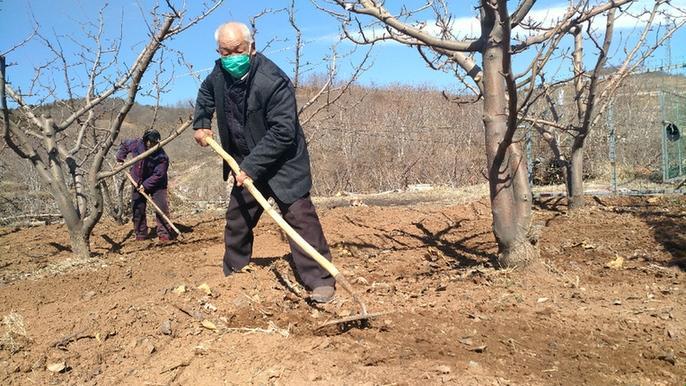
[2, 72, 686, 222]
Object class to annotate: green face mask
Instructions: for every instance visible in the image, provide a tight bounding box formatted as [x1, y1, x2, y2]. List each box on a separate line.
[220, 54, 250, 79]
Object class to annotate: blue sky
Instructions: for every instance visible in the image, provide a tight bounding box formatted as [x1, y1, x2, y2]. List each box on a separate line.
[2, 0, 685, 105]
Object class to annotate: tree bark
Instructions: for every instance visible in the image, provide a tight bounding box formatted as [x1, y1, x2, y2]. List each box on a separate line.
[46, 175, 92, 257]
[68, 228, 91, 259]
[567, 139, 585, 209]
[481, 0, 538, 267]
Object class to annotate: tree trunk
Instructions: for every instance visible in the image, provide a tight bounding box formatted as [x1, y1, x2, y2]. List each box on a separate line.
[67, 228, 91, 259]
[102, 178, 128, 225]
[49, 177, 93, 258]
[567, 140, 585, 210]
[482, 0, 538, 267]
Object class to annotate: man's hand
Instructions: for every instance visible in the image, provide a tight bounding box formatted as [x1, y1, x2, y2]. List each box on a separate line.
[194, 129, 214, 147]
[137, 185, 145, 194]
[235, 171, 252, 187]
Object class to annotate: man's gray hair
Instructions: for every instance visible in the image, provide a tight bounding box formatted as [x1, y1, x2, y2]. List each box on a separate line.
[214, 22, 254, 45]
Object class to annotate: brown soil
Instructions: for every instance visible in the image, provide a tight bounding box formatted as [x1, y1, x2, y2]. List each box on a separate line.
[0, 194, 685, 385]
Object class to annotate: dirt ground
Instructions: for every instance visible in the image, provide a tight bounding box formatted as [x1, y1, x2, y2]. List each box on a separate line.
[0, 192, 684, 385]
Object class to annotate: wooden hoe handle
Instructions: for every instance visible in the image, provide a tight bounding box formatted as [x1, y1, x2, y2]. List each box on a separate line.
[205, 136, 340, 278]
[125, 171, 182, 238]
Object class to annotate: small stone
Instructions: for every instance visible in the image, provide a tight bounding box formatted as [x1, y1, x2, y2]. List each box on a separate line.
[172, 285, 186, 294]
[82, 291, 97, 301]
[159, 320, 172, 336]
[436, 365, 451, 374]
[308, 372, 321, 382]
[47, 361, 66, 373]
[142, 339, 156, 355]
[605, 256, 624, 269]
[458, 337, 473, 346]
[194, 344, 208, 355]
[657, 350, 676, 365]
[201, 320, 217, 330]
[197, 283, 212, 295]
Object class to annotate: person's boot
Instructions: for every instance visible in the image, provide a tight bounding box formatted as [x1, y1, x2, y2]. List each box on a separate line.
[310, 286, 335, 303]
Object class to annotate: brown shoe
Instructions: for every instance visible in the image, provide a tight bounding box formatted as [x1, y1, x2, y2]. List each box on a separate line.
[310, 286, 335, 303]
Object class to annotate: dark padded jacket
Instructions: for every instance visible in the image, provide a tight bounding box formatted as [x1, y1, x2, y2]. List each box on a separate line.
[192, 53, 312, 204]
[116, 138, 169, 191]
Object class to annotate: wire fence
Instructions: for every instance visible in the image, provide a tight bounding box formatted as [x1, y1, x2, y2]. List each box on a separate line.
[524, 70, 686, 194]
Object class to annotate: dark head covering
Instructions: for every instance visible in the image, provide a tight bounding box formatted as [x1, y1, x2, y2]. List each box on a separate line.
[143, 129, 161, 143]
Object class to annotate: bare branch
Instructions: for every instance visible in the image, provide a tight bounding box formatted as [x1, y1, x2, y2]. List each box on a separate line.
[164, 0, 182, 18]
[0, 56, 26, 158]
[97, 119, 193, 180]
[288, 1, 303, 88]
[513, 0, 632, 52]
[170, 1, 224, 36]
[510, 0, 537, 28]
[591, 2, 686, 128]
[1, 26, 38, 57]
[301, 46, 373, 126]
[330, 0, 483, 52]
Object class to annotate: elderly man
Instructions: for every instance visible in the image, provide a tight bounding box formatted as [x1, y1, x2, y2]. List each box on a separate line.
[116, 129, 174, 242]
[192, 22, 335, 303]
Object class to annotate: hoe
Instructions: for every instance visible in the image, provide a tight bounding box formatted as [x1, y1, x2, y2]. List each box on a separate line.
[206, 137, 384, 329]
[124, 171, 183, 239]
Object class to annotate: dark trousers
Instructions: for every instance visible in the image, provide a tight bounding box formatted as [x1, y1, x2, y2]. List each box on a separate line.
[132, 189, 172, 239]
[224, 184, 334, 290]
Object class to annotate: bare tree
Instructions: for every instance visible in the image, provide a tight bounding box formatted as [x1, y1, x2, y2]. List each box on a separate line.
[0, 1, 221, 258]
[315, 0, 640, 267]
[520, 1, 686, 208]
[250, 1, 373, 142]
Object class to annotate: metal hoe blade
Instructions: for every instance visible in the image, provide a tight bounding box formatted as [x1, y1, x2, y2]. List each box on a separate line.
[315, 275, 388, 331]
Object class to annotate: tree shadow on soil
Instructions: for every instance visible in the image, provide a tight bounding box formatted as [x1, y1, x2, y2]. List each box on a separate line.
[534, 194, 685, 269]
[101, 230, 134, 253]
[336, 215, 498, 268]
[48, 242, 71, 253]
[251, 256, 283, 267]
[613, 203, 686, 270]
[534, 195, 567, 213]
[187, 217, 224, 228]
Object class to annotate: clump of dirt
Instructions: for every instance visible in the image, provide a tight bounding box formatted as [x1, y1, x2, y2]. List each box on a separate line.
[0, 194, 684, 384]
